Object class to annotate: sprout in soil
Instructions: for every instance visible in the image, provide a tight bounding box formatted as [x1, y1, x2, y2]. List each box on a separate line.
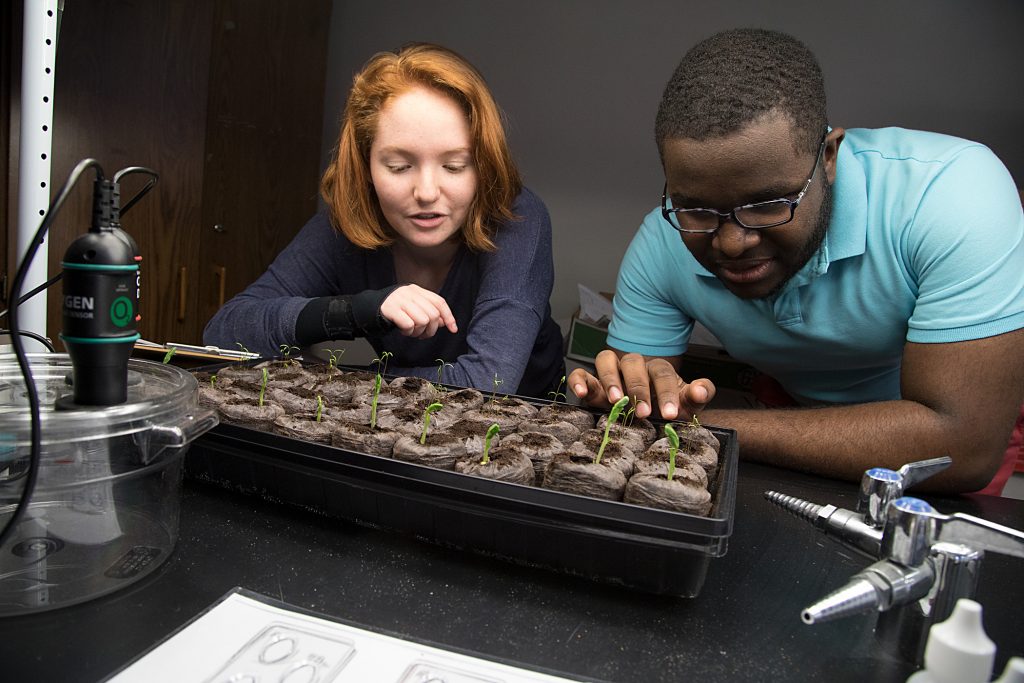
[479, 423, 500, 465]
[370, 373, 382, 429]
[434, 358, 453, 393]
[235, 342, 250, 361]
[209, 375, 217, 387]
[547, 375, 567, 404]
[162, 347, 177, 364]
[369, 351, 393, 429]
[623, 395, 637, 428]
[419, 402, 444, 444]
[664, 423, 679, 481]
[279, 344, 301, 365]
[326, 348, 345, 370]
[258, 367, 269, 408]
[371, 350, 393, 377]
[315, 394, 325, 423]
[489, 373, 504, 405]
[595, 395, 631, 464]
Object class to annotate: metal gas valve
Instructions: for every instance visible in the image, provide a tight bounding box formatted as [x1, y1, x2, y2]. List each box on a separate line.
[765, 457, 1024, 663]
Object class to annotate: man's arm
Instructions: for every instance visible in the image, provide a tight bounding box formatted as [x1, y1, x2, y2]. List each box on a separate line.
[705, 329, 1024, 492]
[570, 328, 1024, 492]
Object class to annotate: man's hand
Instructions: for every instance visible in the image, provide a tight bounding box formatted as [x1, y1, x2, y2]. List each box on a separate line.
[380, 284, 458, 339]
[568, 349, 715, 420]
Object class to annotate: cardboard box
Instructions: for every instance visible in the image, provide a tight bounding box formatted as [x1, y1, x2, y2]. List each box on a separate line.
[677, 344, 761, 393]
[565, 313, 610, 363]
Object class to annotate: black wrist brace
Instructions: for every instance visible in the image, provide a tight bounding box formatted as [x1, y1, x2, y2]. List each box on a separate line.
[295, 285, 398, 345]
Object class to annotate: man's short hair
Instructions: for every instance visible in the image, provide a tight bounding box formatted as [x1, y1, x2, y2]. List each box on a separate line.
[655, 28, 827, 156]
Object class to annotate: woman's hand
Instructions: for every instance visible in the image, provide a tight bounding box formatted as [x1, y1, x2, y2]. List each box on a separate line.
[568, 350, 716, 420]
[380, 284, 458, 339]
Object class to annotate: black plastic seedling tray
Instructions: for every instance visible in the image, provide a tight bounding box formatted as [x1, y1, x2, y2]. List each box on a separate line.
[186, 367, 738, 597]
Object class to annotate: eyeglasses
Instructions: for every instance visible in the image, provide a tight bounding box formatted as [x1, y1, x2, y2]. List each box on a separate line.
[661, 130, 829, 234]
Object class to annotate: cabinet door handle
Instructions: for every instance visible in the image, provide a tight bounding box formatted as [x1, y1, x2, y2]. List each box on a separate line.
[178, 266, 188, 322]
[215, 266, 226, 308]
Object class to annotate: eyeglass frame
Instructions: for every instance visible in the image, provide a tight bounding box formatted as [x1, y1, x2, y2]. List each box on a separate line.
[660, 129, 830, 234]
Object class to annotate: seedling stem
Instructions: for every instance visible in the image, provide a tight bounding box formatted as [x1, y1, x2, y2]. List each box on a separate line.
[480, 423, 500, 465]
[420, 402, 444, 444]
[665, 424, 679, 481]
[595, 396, 630, 464]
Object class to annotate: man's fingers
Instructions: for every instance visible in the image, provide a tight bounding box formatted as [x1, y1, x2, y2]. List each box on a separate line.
[568, 367, 609, 407]
[618, 353, 654, 417]
[648, 360, 684, 420]
[681, 378, 716, 415]
[594, 349, 626, 403]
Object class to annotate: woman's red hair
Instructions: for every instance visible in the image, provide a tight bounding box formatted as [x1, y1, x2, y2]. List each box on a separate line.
[320, 43, 521, 251]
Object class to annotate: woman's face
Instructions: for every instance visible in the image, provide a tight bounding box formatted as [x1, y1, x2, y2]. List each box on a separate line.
[369, 86, 477, 252]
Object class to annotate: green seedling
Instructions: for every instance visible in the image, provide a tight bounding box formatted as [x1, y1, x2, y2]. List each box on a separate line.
[370, 373, 382, 429]
[623, 395, 637, 428]
[371, 350, 393, 376]
[162, 347, 177, 364]
[258, 367, 269, 408]
[419, 402, 444, 444]
[279, 344, 301, 365]
[664, 423, 679, 481]
[434, 358, 453, 393]
[235, 342, 250, 361]
[479, 423, 500, 465]
[489, 373, 504, 405]
[547, 375, 567, 404]
[209, 374, 218, 387]
[315, 394, 325, 423]
[326, 348, 345, 370]
[368, 351, 392, 430]
[595, 396, 631, 465]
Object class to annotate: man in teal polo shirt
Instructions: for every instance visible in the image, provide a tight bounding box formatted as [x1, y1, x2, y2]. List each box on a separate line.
[569, 28, 1024, 494]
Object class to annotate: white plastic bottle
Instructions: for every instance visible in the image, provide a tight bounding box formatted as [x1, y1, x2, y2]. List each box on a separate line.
[907, 599, 995, 683]
[994, 657, 1024, 683]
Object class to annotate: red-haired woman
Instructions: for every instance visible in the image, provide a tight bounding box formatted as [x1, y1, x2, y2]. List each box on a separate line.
[204, 43, 564, 397]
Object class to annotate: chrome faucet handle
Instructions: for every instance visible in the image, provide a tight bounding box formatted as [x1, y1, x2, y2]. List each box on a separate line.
[857, 456, 952, 528]
[936, 512, 1024, 560]
[880, 496, 1024, 566]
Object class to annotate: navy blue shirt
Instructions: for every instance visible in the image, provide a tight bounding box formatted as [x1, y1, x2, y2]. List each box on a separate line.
[204, 188, 564, 398]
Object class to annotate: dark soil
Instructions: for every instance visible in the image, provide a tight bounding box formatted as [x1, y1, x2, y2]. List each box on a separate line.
[217, 399, 285, 431]
[640, 436, 718, 485]
[437, 388, 485, 412]
[542, 451, 628, 501]
[454, 446, 535, 485]
[667, 422, 721, 455]
[570, 431, 638, 478]
[331, 422, 401, 457]
[392, 433, 467, 469]
[537, 403, 595, 431]
[442, 417, 504, 458]
[623, 472, 712, 515]
[273, 413, 335, 444]
[463, 398, 537, 431]
[376, 405, 455, 437]
[515, 415, 581, 445]
[596, 414, 657, 449]
[499, 431, 562, 482]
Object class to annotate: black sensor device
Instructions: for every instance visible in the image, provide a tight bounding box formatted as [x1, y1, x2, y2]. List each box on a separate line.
[59, 176, 142, 405]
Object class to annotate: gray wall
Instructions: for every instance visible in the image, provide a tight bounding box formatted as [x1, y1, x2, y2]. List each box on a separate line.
[320, 0, 1024, 332]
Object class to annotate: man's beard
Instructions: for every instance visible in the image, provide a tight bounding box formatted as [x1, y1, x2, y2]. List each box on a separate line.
[760, 181, 833, 300]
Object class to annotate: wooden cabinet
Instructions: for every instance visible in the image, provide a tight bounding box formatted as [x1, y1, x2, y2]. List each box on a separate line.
[3, 0, 330, 346]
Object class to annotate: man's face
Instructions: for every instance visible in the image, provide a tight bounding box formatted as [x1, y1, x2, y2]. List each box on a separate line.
[661, 114, 842, 300]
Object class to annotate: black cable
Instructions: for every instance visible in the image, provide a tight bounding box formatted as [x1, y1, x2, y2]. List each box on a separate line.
[114, 166, 159, 217]
[0, 167, 156, 320]
[0, 272, 63, 320]
[0, 329, 56, 353]
[0, 158, 103, 554]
